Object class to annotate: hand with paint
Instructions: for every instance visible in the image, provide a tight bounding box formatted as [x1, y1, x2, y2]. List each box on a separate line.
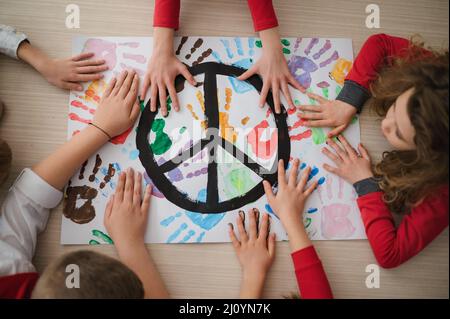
[322, 135, 373, 185]
[237, 27, 305, 114]
[263, 159, 317, 252]
[104, 167, 169, 299]
[228, 209, 276, 299]
[298, 93, 357, 137]
[92, 70, 140, 139]
[142, 27, 196, 117]
[17, 41, 108, 91]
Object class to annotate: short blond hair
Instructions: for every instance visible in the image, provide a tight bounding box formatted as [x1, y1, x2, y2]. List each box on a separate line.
[32, 250, 144, 299]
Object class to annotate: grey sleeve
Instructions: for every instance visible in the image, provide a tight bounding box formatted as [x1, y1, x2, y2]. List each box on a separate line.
[0, 24, 28, 59]
[353, 177, 382, 197]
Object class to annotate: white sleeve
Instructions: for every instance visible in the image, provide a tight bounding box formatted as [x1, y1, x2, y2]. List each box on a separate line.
[0, 24, 28, 59]
[0, 168, 63, 276]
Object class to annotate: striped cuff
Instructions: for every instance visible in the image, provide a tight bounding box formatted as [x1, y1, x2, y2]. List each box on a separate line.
[353, 177, 381, 197]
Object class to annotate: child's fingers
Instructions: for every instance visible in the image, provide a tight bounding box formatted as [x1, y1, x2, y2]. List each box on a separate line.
[297, 104, 324, 113]
[104, 195, 114, 221]
[248, 209, 258, 241]
[288, 75, 306, 93]
[115, 171, 126, 202]
[126, 74, 139, 105]
[307, 92, 327, 104]
[258, 213, 270, 242]
[328, 124, 347, 138]
[268, 233, 276, 257]
[299, 112, 324, 120]
[327, 138, 348, 161]
[277, 159, 287, 189]
[120, 70, 136, 98]
[228, 223, 240, 251]
[358, 143, 371, 161]
[281, 81, 295, 110]
[167, 82, 179, 111]
[237, 65, 256, 81]
[262, 180, 275, 202]
[141, 184, 152, 215]
[124, 167, 134, 203]
[158, 85, 168, 117]
[104, 77, 117, 97]
[305, 119, 332, 127]
[237, 211, 248, 243]
[74, 58, 106, 67]
[150, 84, 158, 112]
[112, 70, 128, 96]
[259, 82, 270, 108]
[323, 163, 339, 175]
[304, 179, 318, 197]
[73, 73, 104, 82]
[297, 166, 311, 192]
[179, 65, 196, 86]
[338, 135, 358, 159]
[72, 52, 95, 61]
[272, 82, 281, 114]
[288, 158, 300, 187]
[133, 171, 142, 206]
[76, 65, 108, 74]
[322, 147, 341, 163]
[62, 82, 83, 91]
[141, 75, 150, 100]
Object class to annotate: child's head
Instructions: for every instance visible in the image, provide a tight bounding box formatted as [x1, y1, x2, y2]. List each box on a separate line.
[370, 44, 449, 212]
[32, 250, 144, 299]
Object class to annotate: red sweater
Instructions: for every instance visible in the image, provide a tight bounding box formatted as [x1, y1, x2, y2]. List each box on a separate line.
[153, 0, 279, 31]
[0, 272, 39, 298]
[340, 34, 449, 268]
[291, 246, 333, 299]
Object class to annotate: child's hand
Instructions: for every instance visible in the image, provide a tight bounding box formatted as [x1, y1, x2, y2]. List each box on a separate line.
[229, 209, 275, 299]
[141, 28, 196, 117]
[104, 168, 152, 249]
[263, 159, 317, 233]
[322, 135, 373, 184]
[298, 92, 357, 137]
[92, 70, 140, 138]
[40, 52, 108, 91]
[237, 28, 305, 114]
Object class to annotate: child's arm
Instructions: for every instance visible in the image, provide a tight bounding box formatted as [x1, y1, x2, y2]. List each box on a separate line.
[104, 168, 169, 299]
[322, 135, 449, 269]
[142, 0, 196, 116]
[0, 71, 139, 282]
[238, 1, 305, 114]
[263, 159, 333, 299]
[33, 70, 140, 190]
[298, 34, 430, 137]
[0, 25, 108, 91]
[228, 209, 275, 299]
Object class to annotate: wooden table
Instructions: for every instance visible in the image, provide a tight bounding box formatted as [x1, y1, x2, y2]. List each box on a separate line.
[0, 0, 448, 298]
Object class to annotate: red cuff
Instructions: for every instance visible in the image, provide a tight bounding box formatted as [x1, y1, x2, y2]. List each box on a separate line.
[247, 0, 279, 32]
[153, 0, 180, 30]
[291, 245, 320, 270]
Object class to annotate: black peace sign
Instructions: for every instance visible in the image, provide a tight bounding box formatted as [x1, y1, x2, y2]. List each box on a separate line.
[136, 62, 290, 213]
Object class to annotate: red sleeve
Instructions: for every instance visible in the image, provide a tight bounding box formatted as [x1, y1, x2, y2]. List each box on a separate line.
[346, 34, 413, 90]
[246, 0, 279, 32]
[0, 272, 39, 299]
[153, 0, 181, 30]
[357, 186, 449, 269]
[291, 246, 333, 299]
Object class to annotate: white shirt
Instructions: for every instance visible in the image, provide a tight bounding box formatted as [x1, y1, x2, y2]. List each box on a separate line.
[0, 168, 62, 276]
